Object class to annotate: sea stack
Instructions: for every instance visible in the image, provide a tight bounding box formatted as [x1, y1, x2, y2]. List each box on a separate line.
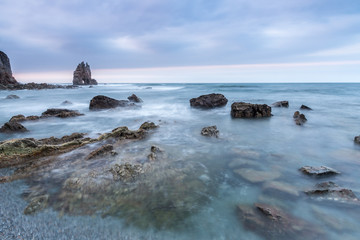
[0, 51, 18, 87]
[73, 61, 98, 85]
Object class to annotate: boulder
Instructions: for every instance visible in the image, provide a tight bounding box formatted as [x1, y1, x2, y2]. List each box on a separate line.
[300, 105, 312, 110]
[190, 93, 228, 108]
[73, 61, 98, 85]
[231, 102, 271, 118]
[0, 121, 28, 133]
[139, 121, 158, 130]
[305, 181, 359, 203]
[201, 125, 219, 138]
[0, 51, 18, 86]
[272, 101, 288, 107]
[128, 94, 142, 103]
[299, 166, 340, 177]
[6, 94, 19, 99]
[89, 95, 134, 110]
[41, 108, 83, 118]
[293, 111, 307, 125]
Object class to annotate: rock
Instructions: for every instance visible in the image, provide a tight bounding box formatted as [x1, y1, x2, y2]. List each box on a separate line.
[24, 195, 49, 215]
[354, 136, 360, 144]
[232, 149, 261, 160]
[73, 61, 98, 85]
[139, 121, 158, 130]
[128, 94, 143, 103]
[41, 108, 83, 118]
[293, 111, 307, 125]
[299, 166, 340, 177]
[263, 181, 299, 197]
[236, 203, 324, 240]
[305, 181, 359, 203]
[300, 105, 312, 110]
[0, 51, 18, 86]
[5, 94, 19, 99]
[147, 145, 163, 161]
[233, 168, 281, 183]
[9, 114, 26, 122]
[190, 93, 228, 108]
[231, 102, 271, 118]
[272, 101, 288, 107]
[89, 95, 134, 110]
[110, 162, 144, 182]
[86, 144, 114, 160]
[61, 100, 73, 105]
[201, 125, 219, 138]
[0, 121, 28, 133]
[228, 158, 262, 169]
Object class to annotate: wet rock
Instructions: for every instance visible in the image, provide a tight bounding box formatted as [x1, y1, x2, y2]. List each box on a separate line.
[5, 94, 19, 99]
[293, 111, 307, 125]
[73, 61, 97, 85]
[299, 166, 340, 177]
[89, 95, 134, 110]
[300, 105, 312, 110]
[86, 144, 114, 160]
[201, 125, 219, 138]
[354, 136, 360, 144]
[41, 108, 83, 118]
[233, 168, 281, 183]
[128, 94, 142, 103]
[0, 121, 28, 133]
[0, 51, 18, 86]
[236, 203, 324, 240]
[231, 102, 271, 118]
[110, 163, 144, 182]
[190, 93, 228, 108]
[305, 182, 359, 204]
[61, 100, 73, 105]
[147, 145, 163, 161]
[272, 101, 288, 107]
[9, 114, 26, 122]
[139, 121, 158, 130]
[263, 181, 299, 197]
[24, 195, 49, 215]
[232, 149, 261, 160]
[38, 133, 86, 145]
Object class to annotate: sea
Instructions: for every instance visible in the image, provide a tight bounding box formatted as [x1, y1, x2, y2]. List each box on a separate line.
[0, 83, 360, 240]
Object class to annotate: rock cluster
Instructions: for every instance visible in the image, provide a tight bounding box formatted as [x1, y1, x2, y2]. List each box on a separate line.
[190, 93, 228, 108]
[89, 95, 135, 110]
[231, 102, 272, 118]
[73, 62, 98, 85]
[293, 111, 307, 125]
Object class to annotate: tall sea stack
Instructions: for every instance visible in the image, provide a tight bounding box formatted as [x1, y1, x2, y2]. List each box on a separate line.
[0, 51, 18, 86]
[73, 61, 98, 85]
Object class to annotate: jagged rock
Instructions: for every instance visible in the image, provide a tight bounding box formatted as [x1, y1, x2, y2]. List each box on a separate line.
[128, 94, 142, 103]
[305, 182, 359, 204]
[0, 121, 28, 133]
[139, 121, 158, 130]
[61, 100, 72, 105]
[236, 203, 324, 240]
[299, 166, 340, 177]
[354, 136, 360, 144]
[0, 51, 18, 86]
[231, 102, 271, 118]
[293, 111, 307, 125]
[300, 105, 312, 110]
[272, 101, 288, 107]
[86, 144, 115, 160]
[89, 95, 134, 110]
[41, 108, 83, 118]
[73, 61, 98, 85]
[201, 125, 219, 138]
[190, 93, 228, 108]
[6, 94, 19, 99]
[110, 162, 144, 182]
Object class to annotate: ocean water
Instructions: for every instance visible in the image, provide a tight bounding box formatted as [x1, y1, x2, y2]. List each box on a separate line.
[0, 83, 360, 239]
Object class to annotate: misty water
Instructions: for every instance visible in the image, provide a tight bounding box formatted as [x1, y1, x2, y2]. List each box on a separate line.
[1, 83, 360, 239]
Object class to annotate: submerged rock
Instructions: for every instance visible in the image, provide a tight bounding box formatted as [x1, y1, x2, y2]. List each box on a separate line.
[263, 181, 299, 197]
[236, 203, 324, 240]
[61, 100, 73, 105]
[300, 105, 312, 110]
[190, 93, 228, 108]
[299, 166, 340, 177]
[127, 94, 142, 103]
[231, 102, 272, 118]
[73, 61, 97, 85]
[5, 94, 19, 99]
[89, 95, 134, 110]
[24, 195, 49, 215]
[272, 101, 288, 107]
[233, 168, 281, 183]
[41, 108, 83, 118]
[110, 162, 144, 182]
[293, 111, 307, 125]
[0, 121, 28, 133]
[201, 125, 219, 138]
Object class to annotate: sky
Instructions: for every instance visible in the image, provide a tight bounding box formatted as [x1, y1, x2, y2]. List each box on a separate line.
[1, 0, 360, 83]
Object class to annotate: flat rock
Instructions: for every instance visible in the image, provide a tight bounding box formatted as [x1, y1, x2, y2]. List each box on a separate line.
[201, 125, 219, 138]
[263, 181, 299, 197]
[41, 108, 83, 118]
[190, 93, 228, 108]
[231, 102, 271, 118]
[293, 111, 307, 125]
[89, 95, 134, 110]
[300, 105, 312, 110]
[128, 94, 142, 103]
[272, 101, 288, 107]
[233, 168, 280, 183]
[0, 121, 28, 133]
[6, 94, 19, 99]
[299, 166, 340, 177]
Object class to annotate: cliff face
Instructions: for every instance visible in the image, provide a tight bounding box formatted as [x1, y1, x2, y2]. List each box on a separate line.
[0, 51, 18, 86]
[73, 62, 98, 85]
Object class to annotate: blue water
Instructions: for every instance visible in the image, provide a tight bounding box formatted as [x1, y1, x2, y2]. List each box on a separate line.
[1, 83, 360, 239]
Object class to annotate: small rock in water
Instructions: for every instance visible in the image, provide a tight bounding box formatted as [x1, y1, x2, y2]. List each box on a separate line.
[272, 101, 288, 107]
[5, 94, 19, 99]
[140, 121, 158, 130]
[293, 111, 307, 125]
[61, 100, 73, 105]
[0, 121, 28, 133]
[128, 94, 143, 103]
[24, 195, 49, 215]
[89, 95, 134, 110]
[300, 105, 312, 110]
[231, 102, 271, 118]
[354, 136, 360, 144]
[41, 108, 83, 118]
[201, 125, 219, 138]
[190, 93, 228, 108]
[299, 166, 340, 177]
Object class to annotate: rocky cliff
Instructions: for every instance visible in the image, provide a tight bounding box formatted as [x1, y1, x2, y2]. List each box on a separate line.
[73, 62, 98, 85]
[0, 51, 18, 86]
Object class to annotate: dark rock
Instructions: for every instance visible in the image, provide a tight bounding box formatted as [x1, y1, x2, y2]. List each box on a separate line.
[299, 166, 340, 177]
[41, 108, 83, 118]
[110, 162, 143, 182]
[354, 136, 360, 144]
[293, 111, 307, 125]
[272, 101, 288, 107]
[0, 121, 28, 133]
[201, 125, 219, 138]
[128, 94, 142, 103]
[73, 61, 98, 85]
[0, 51, 18, 86]
[190, 93, 228, 108]
[236, 203, 324, 240]
[147, 145, 163, 161]
[300, 105, 312, 110]
[231, 102, 271, 118]
[61, 100, 73, 105]
[139, 121, 158, 130]
[86, 144, 114, 160]
[9, 114, 26, 122]
[89, 95, 134, 110]
[305, 181, 359, 203]
[6, 94, 19, 99]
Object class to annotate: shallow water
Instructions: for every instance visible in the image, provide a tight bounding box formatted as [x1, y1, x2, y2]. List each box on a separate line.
[1, 83, 360, 239]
